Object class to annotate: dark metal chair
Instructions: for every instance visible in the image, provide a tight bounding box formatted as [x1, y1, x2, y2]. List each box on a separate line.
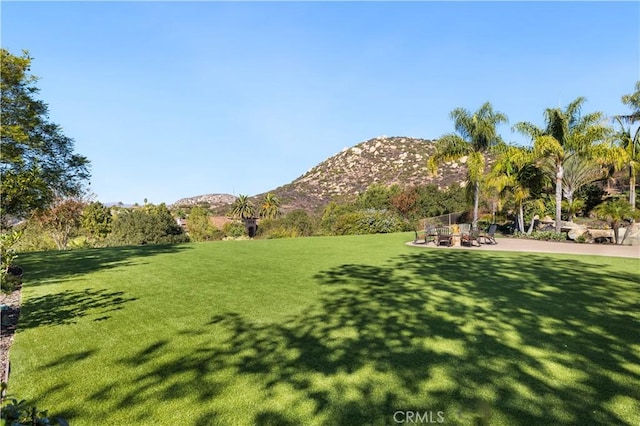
[436, 227, 453, 247]
[461, 229, 481, 247]
[479, 224, 498, 244]
[414, 226, 438, 245]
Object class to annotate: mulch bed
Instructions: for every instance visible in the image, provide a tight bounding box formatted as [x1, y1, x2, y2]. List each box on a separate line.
[0, 283, 21, 398]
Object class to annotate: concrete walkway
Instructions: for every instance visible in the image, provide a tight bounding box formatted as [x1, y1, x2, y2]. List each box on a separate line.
[406, 237, 640, 259]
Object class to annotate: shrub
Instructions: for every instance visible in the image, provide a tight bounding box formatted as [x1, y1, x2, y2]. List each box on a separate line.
[186, 206, 221, 241]
[331, 209, 410, 236]
[279, 210, 316, 237]
[574, 233, 589, 244]
[1, 398, 68, 426]
[107, 204, 188, 246]
[222, 221, 246, 238]
[528, 231, 568, 241]
[257, 211, 317, 239]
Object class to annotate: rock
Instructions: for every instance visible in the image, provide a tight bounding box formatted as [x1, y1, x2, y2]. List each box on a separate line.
[620, 222, 640, 246]
[589, 228, 614, 244]
[567, 225, 588, 240]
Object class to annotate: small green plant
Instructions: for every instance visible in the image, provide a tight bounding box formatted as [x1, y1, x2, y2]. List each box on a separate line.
[1, 398, 68, 426]
[1, 230, 23, 293]
[515, 230, 568, 241]
[574, 233, 589, 244]
[529, 231, 568, 241]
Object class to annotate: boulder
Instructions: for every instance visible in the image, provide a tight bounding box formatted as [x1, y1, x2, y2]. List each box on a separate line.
[588, 228, 614, 244]
[620, 222, 640, 246]
[567, 225, 588, 241]
[562, 222, 588, 240]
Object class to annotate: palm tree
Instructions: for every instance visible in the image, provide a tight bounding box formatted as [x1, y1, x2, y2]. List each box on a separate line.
[514, 97, 609, 232]
[488, 145, 545, 233]
[230, 194, 255, 219]
[259, 193, 281, 219]
[594, 197, 638, 244]
[612, 118, 640, 210]
[619, 80, 640, 124]
[427, 102, 508, 229]
[560, 155, 603, 221]
[612, 82, 640, 210]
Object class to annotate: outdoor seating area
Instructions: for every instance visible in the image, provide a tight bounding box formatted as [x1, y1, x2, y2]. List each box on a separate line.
[414, 223, 498, 247]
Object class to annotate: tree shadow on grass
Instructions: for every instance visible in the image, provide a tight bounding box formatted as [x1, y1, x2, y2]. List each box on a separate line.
[19, 288, 137, 329]
[16, 244, 191, 286]
[77, 250, 639, 425]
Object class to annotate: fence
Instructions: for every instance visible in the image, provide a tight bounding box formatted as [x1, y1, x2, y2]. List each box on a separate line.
[419, 211, 467, 229]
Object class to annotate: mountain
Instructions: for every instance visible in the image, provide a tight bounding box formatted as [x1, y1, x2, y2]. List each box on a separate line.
[173, 193, 237, 208]
[256, 136, 483, 212]
[175, 136, 493, 214]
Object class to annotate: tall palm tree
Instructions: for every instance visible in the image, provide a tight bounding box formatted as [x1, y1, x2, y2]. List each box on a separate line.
[427, 102, 508, 229]
[611, 117, 640, 210]
[612, 82, 640, 210]
[230, 194, 255, 219]
[513, 97, 609, 232]
[259, 193, 281, 219]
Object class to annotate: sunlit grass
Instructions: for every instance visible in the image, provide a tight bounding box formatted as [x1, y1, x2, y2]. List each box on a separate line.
[7, 233, 640, 425]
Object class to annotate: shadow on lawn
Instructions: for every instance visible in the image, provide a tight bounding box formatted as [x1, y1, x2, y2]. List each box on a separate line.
[16, 244, 191, 286]
[19, 288, 137, 329]
[91, 251, 639, 425]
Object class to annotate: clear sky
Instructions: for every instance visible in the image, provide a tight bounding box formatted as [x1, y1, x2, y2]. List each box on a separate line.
[2, 1, 638, 205]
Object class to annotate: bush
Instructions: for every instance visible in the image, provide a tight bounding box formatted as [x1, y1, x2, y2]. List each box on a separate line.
[222, 221, 246, 238]
[107, 204, 188, 246]
[1, 398, 68, 426]
[330, 209, 410, 236]
[522, 231, 568, 241]
[186, 206, 221, 241]
[257, 210, 317, 239]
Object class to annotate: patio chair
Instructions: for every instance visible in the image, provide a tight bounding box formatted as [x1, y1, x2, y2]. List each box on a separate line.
[479, 224, 498, 244]
[461, 229, 481, 247]
[459, 223, 471, 235]
[424, 226, 437, 245]
[414, 226, 437, 245]
[436, 227, 453, 247]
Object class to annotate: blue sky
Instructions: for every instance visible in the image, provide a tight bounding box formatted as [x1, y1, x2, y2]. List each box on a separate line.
[2, 1, 638, 205]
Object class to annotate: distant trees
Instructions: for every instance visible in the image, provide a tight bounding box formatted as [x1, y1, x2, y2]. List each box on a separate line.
[428, 102, 508, 229]
[0, 49, 90, 226]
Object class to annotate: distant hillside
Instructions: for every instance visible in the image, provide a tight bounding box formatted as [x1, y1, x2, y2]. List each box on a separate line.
[256, 136, 487, 212]
[176, 136, 494, 214]
[173, 193, 236, 208]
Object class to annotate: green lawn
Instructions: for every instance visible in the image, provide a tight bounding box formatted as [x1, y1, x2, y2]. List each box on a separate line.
[7, 233, 640, 425]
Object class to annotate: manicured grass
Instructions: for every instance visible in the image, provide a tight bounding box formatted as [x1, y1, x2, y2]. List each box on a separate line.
[7, 233, 640, 425]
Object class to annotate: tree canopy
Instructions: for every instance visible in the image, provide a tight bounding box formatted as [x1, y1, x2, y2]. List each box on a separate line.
[1, 49, 90, 225]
